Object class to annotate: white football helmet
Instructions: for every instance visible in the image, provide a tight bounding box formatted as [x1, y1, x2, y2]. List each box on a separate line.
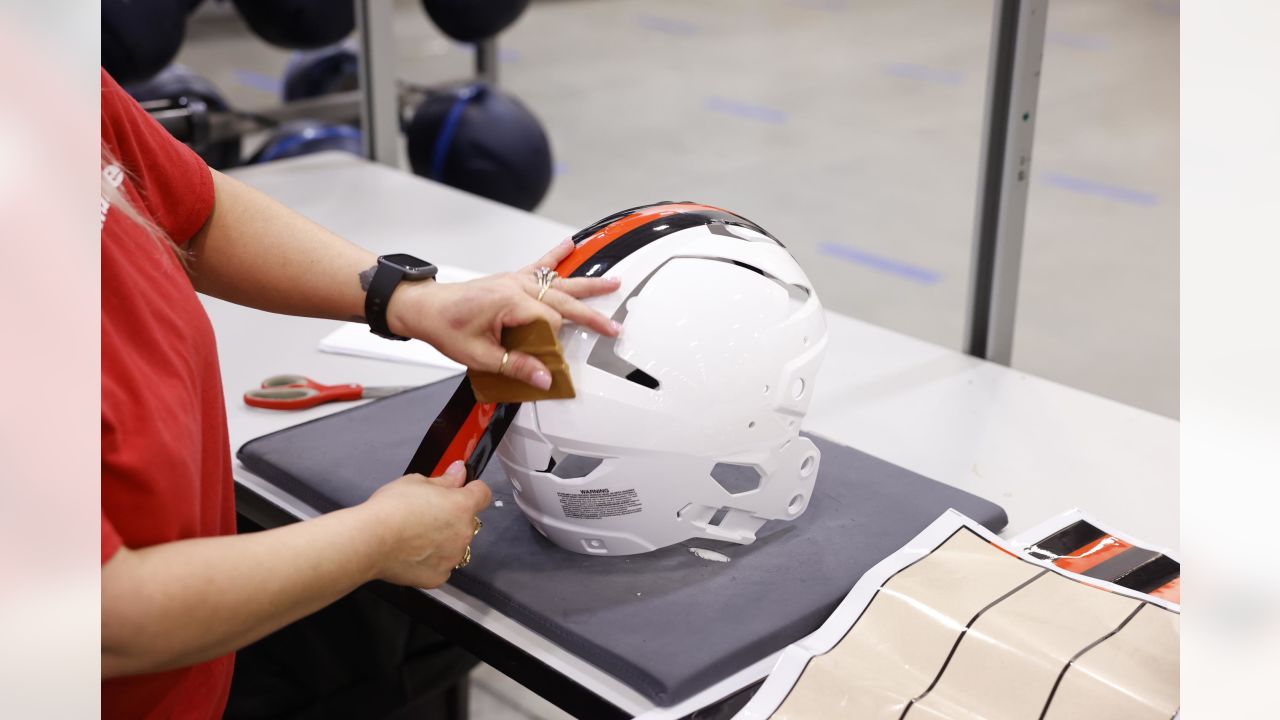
[497, 202, 828, 555]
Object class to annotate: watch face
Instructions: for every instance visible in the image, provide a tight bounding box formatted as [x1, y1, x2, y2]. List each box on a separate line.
[381, 254, 436, 277]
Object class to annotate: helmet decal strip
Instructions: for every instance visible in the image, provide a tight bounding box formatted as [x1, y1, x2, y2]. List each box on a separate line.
[560, 202, 779, 278]
[558, 203, 717, 277]
[403, 377, 490, 478]
[567, 210, 780, 279]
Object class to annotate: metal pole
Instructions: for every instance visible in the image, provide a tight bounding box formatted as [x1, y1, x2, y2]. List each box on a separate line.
[964, 0, 1048, 364]
[355, 0, 400, 166]
[476, 38, 499, 86]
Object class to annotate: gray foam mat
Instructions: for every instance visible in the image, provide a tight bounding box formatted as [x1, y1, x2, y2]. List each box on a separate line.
[238, 377, 1007, 706]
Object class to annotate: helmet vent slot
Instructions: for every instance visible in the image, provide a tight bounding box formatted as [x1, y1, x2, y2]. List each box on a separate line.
[624, 368, 660, 389]
[694, 257, 812, 307]
[587, 335, 662, 391]
[585, 264, 665, 391]
[551, 454, 603, 479]
[707, 222, 776, 244]
[711, 463, 764, 495]
[708, 507, 731, 527]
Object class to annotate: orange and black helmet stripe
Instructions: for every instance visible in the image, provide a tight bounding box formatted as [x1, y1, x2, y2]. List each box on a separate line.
[404, 202, 779, 481]
[562, 201, 780, 278]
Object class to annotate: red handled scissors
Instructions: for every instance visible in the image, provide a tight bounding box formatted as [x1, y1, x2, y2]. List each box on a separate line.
[243, 374, 415, 411]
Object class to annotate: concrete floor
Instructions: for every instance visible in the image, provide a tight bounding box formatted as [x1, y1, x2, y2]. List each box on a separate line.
[176, 1, 1177, 716]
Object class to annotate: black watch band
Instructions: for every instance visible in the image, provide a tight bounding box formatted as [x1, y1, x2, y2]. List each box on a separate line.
[365, 254, 438, 340]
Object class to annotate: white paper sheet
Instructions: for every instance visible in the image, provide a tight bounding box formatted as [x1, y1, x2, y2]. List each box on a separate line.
[317, 264, 485, 370]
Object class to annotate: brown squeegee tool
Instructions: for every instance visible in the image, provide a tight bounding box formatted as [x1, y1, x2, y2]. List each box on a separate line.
[467, 319, 575, 403]
[402, 318, 573, 483]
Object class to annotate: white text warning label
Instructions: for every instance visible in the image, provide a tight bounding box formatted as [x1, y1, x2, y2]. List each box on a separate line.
[557, 488, 642, 519]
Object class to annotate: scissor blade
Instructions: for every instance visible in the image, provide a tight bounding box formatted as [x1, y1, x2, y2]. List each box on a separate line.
[361, 386, 417, 398]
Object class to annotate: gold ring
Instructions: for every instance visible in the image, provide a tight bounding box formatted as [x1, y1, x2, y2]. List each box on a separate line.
[473, 516, 483, 536]
[455, 545, 471, 570]
[498, 351, 509, 375]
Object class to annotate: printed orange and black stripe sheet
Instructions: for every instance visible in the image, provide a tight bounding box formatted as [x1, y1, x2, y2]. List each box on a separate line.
[1025, 518, 1181, 603]
[733, 510, 1180, 720]
[403, 201, 782, 481]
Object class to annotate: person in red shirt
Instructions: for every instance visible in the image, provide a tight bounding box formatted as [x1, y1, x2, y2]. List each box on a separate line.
[100, 68, 621, 719]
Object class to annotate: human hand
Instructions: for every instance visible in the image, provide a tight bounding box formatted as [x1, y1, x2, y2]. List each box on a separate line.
[360, 461, 493, 588]
[386, 238, 622, 389]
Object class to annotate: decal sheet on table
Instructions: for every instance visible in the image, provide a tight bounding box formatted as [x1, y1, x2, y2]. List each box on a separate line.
[734, 510, 1180, 720]
[1013, 509, 1181, 604]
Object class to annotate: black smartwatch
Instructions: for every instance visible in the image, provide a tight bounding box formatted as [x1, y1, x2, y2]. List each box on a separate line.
[364, 253, 438, 340]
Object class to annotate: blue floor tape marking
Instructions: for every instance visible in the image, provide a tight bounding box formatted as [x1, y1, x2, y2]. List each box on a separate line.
[1040, 172, 1159, 207]
[1046, 31, 1109, 50]
[819, 243, 943, 285]
[705, 96, 788, 125]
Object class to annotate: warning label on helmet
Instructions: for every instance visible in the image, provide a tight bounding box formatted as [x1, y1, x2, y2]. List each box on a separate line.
[557, 488, 642, 519]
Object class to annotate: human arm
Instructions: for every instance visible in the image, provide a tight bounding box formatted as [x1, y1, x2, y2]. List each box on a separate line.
[185, 169, 621, 387]
[101, 463, 490, 678]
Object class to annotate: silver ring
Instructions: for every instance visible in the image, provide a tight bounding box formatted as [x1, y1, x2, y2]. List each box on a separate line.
[534, 266, 558, 302]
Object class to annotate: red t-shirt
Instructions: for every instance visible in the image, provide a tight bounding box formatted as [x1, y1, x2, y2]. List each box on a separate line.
[101, 69, 235, 719]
